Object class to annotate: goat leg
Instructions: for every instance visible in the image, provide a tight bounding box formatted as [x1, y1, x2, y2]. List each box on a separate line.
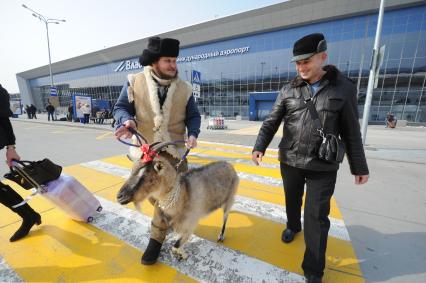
[218, 213, 229, 242]
[218, 201, 233, 242]
[173, 238, 181, 249]
[171, 234, 190, 261]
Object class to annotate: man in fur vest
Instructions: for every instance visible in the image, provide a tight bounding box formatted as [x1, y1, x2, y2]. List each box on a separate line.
[252, 33, 369, 283]
[113, 37, 201, 265]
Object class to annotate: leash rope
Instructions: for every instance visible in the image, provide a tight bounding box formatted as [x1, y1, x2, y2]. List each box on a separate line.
[115, 124, 191, 167]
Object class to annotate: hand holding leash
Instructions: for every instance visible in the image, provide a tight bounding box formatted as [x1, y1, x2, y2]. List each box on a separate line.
[186, 135, 197, 149]
[114, 120, 137, 140]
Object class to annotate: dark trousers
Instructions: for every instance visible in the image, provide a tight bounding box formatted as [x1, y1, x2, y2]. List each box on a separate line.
[83, 114, 90, 124]
[48, 112, 54, 121]
[280, 163, 337, 278]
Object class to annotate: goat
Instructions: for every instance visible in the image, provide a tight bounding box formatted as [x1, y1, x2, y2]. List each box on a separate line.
[116, 141, 239, 260]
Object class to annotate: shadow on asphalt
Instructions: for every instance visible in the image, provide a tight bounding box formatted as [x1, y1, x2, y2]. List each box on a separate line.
[348, 225, 426, 282]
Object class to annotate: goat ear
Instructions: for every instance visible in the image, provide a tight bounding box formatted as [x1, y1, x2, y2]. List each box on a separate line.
[153, 161, 164, 172]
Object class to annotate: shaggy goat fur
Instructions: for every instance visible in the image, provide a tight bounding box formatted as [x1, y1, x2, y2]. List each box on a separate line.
[117, 152, 239, 260]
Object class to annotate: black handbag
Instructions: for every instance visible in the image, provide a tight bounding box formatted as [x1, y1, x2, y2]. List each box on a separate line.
[4, 159, 62, 189]
[301, 90, 345, 164]
[318, 133, 345, 163]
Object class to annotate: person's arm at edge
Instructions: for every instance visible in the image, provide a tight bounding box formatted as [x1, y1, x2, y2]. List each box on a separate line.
[185, 95, 201, 148]
[339, 82, 369, 184]
[113, 82, 136, 127]
[252, 86, 287, 164]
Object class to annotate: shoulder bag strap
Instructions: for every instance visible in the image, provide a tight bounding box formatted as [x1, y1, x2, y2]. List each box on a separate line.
[299, 87, 325, 137]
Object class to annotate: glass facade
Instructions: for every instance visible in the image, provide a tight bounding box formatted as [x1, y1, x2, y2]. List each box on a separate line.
[28, 4, 426, 122]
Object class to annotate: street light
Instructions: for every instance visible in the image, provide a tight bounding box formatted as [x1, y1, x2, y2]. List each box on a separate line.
[22, 4, 65, 88]
[360, 0, 385, 145]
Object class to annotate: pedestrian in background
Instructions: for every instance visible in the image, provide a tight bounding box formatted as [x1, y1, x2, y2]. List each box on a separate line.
[25, 105, 31, 119]
[67, 103, 73, 122]
[81, 103, 91, 124]
[252, 33, 369, 283]
[46, 102, 55, 121]
[30, 104, 37, 119]
[385, 112, 397, 128]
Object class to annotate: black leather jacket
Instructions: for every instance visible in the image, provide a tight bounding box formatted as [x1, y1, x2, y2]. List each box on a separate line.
[253, 65, 369, 175]
[0, 85, 15, 150]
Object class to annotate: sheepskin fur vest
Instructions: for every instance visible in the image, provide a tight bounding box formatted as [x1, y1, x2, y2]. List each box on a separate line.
[127, 66, 192, 158]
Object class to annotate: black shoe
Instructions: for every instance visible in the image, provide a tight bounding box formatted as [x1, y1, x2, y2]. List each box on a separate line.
[141, 238, 162, 265]
[305, 275, 322, 283]
[281, 228, 299, 243]
[10, 212, 41, 242]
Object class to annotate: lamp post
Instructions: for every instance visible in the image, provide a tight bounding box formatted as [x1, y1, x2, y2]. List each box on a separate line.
[360, 0, 385, 144]
[22, 4, 65, 88]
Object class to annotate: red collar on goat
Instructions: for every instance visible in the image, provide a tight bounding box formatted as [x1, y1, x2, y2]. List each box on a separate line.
[140, 144, 159, 163]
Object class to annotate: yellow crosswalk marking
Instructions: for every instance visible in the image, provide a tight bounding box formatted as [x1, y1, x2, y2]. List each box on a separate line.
[0, 169, 196, 282]
[96, 132, 114, 140]
[0, 141, 363, 282]
[103, 153, 281, 183]
[237, 179, 343, 219]
[23, 125, 51, 130]
[191, 148, 279, 164]
[227, 125, 284, 137]
[0, 208, 196, 283]
[100, 155, 343, 219]
[198, 141, 278, 156]
[66, 164, 362, 282]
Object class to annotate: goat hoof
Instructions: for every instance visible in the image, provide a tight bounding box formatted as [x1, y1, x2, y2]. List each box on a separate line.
[171, 246, 179, 255]
[172, 247, 188, 260]
[217, 234, 225, 242]
[180, 252, 188, 260]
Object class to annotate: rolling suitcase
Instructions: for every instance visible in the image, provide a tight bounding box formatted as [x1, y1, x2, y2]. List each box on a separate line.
[10, 161, 102, 222]
[43, 174, 102, 222]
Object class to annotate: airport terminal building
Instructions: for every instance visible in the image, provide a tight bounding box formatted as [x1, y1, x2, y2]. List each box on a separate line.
[16, 0, 426, 122]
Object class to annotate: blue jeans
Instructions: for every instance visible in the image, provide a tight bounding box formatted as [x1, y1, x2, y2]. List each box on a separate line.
[48, 112, 54, 121]
[83, 114, 90, 124]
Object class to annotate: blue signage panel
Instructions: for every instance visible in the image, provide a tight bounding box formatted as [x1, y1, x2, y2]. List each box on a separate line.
[191, 70, 201, 84]
[191, 70, 201, 98]
[50, 86, 57, 96]
[72, 94, 92, 119]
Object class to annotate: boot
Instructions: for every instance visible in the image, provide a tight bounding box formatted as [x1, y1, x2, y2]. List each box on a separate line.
[141, 238, 162, 265]
[0, 183, 42, 242]
[9, 205, 41, 242]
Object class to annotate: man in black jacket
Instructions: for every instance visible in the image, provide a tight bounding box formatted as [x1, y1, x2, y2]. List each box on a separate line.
[252, 33, 369, 283]
[46, 102, 55, 121]
[30, 104, 37, 119]
[0, 84, 42, 242]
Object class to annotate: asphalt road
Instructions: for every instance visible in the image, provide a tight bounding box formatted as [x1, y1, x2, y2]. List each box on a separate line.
[2, 118, 426, 283]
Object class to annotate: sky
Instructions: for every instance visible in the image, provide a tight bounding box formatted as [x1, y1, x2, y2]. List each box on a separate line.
[0, 0, 285, 93]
